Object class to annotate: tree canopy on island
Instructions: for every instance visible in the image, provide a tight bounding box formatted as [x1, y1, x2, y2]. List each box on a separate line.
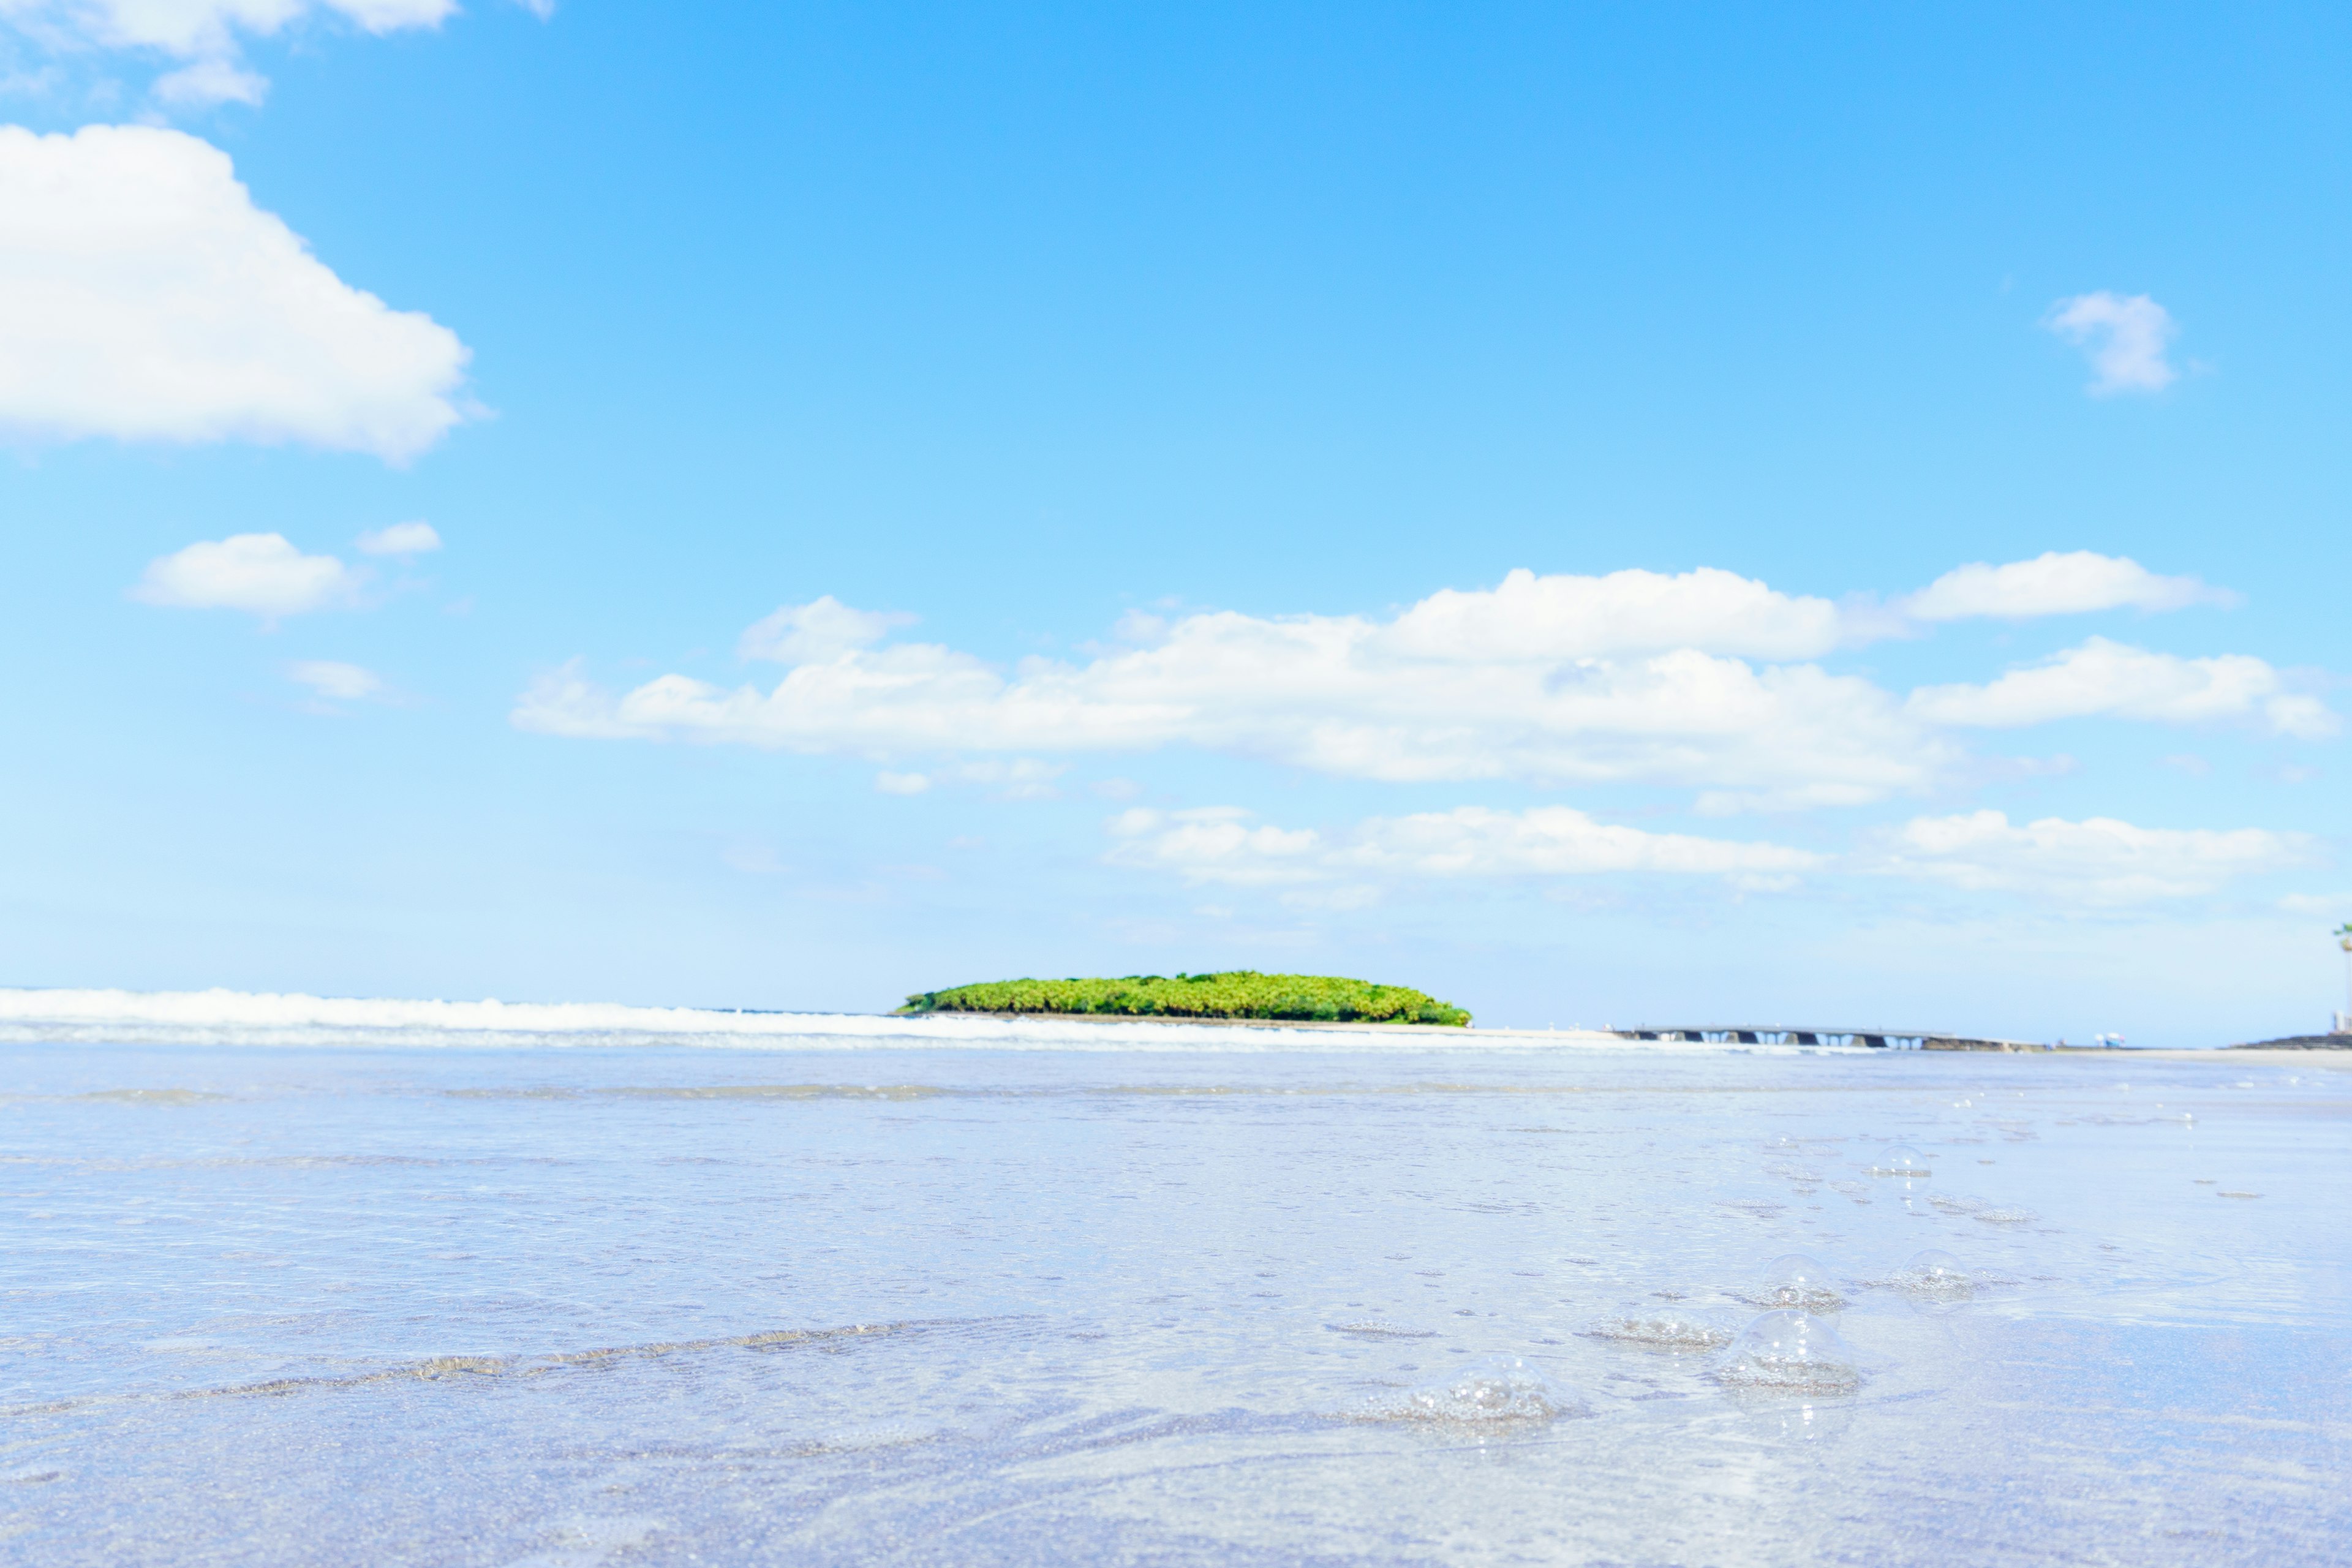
[901, 971, 1471, 1027]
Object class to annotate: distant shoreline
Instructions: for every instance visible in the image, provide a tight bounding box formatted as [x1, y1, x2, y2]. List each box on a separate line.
[2226, 1034, 2352, 1050]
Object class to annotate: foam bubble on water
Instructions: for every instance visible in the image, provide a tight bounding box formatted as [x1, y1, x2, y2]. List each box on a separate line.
[1867, 1145, 1931, 1178]
[1888, 1248, 1973, 1303]
[1370, 1354, 1590, 1425]
[1711, 1310, 1862, 1395]
[1578, 1314, 1733, 1351]
[1327, 1320, 1436, 1338]
[1752, 1253, 1844, 1312]
[796, 1424, 931, 1455]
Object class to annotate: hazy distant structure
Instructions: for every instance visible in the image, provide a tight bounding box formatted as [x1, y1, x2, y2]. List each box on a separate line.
[2336, 924, 2352, 1035]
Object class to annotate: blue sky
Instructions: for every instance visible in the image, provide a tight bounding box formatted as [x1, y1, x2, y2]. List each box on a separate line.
[2, 2, 2346, 1041]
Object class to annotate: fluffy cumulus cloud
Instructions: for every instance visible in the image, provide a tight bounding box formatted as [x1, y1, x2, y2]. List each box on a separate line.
[518, 562, 2333, 823]
[354, 520, 440, 556]
[1903, 551, 2232, 622]
[1907, 637, 2337, 738]
[131, 532, 362, 617]
[518, 574, 1954, 811]
[2044, 292, 2179, 396]
[1105, 804, 1818, 893]
[1874, 811, 2314, 906]
[0, 0, 546, 107]
[0, 125, 470, 461]
[511, 561, 2343, 916]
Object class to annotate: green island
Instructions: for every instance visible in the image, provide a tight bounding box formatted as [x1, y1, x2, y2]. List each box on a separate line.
[900, 971, 1471, 1027]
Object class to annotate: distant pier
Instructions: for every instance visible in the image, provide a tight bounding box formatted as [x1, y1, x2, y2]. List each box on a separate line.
[1613, 1025, 2049, 1051]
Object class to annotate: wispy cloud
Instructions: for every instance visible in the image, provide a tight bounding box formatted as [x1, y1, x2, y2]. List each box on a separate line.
[1871, 810, 2313, 906]
[1902, 551, 2233, 621]
[287, 660, 385, 704]
[355, 521, 442, 557]
[2044, 291, 2179, 396]
[1105, 804, 1818, 896]
[739, 595, 918, 663]
[1102, 801, 2315, 913]
[872, 759, 1063, 799]
[0, 0, 546, 108]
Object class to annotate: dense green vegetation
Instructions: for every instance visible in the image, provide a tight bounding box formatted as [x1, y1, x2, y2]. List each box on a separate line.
[901, 971, 1471, 1027]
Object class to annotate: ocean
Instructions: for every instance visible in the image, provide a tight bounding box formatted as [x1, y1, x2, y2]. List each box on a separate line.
[2, 991, 2346, 1565]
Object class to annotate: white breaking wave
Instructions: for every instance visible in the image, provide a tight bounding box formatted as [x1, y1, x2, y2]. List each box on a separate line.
[0, 987, 1855, 1052]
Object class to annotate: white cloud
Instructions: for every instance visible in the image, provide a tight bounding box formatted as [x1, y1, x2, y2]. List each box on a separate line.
[874, 771, 930, 796]
[1874, 810, 2314, 905]
[287, 659, 382, 701]
[1381, 566, 1847, 660]
[354, 520, 440, 556]
[2045, 292, 2179, 396]
[518, 572, 1952, 810]
[131, 532, 362, 617]
[738, 596, 918, 663]
[1105, 804, 1817, 889]
[0, 0, 546, 107]
[1907, 637, 2337, 737]
[1335, 805, 1823, 880]
[1903, 551, 2231, 622]
[0, 125, 470, 461]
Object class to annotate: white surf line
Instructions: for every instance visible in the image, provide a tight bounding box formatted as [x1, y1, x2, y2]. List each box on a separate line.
[0, 987, 1858, 1052]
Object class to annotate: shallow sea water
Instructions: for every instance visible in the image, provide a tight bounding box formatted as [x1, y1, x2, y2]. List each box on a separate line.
[4, 1031, 2348, 1566]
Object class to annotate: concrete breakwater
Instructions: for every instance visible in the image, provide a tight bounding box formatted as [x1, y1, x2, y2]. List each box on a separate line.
[1613, 1025, 2049, 1051]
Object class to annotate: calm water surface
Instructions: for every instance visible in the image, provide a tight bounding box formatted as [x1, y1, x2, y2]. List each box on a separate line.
[3, 1036, 2346, 1565]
